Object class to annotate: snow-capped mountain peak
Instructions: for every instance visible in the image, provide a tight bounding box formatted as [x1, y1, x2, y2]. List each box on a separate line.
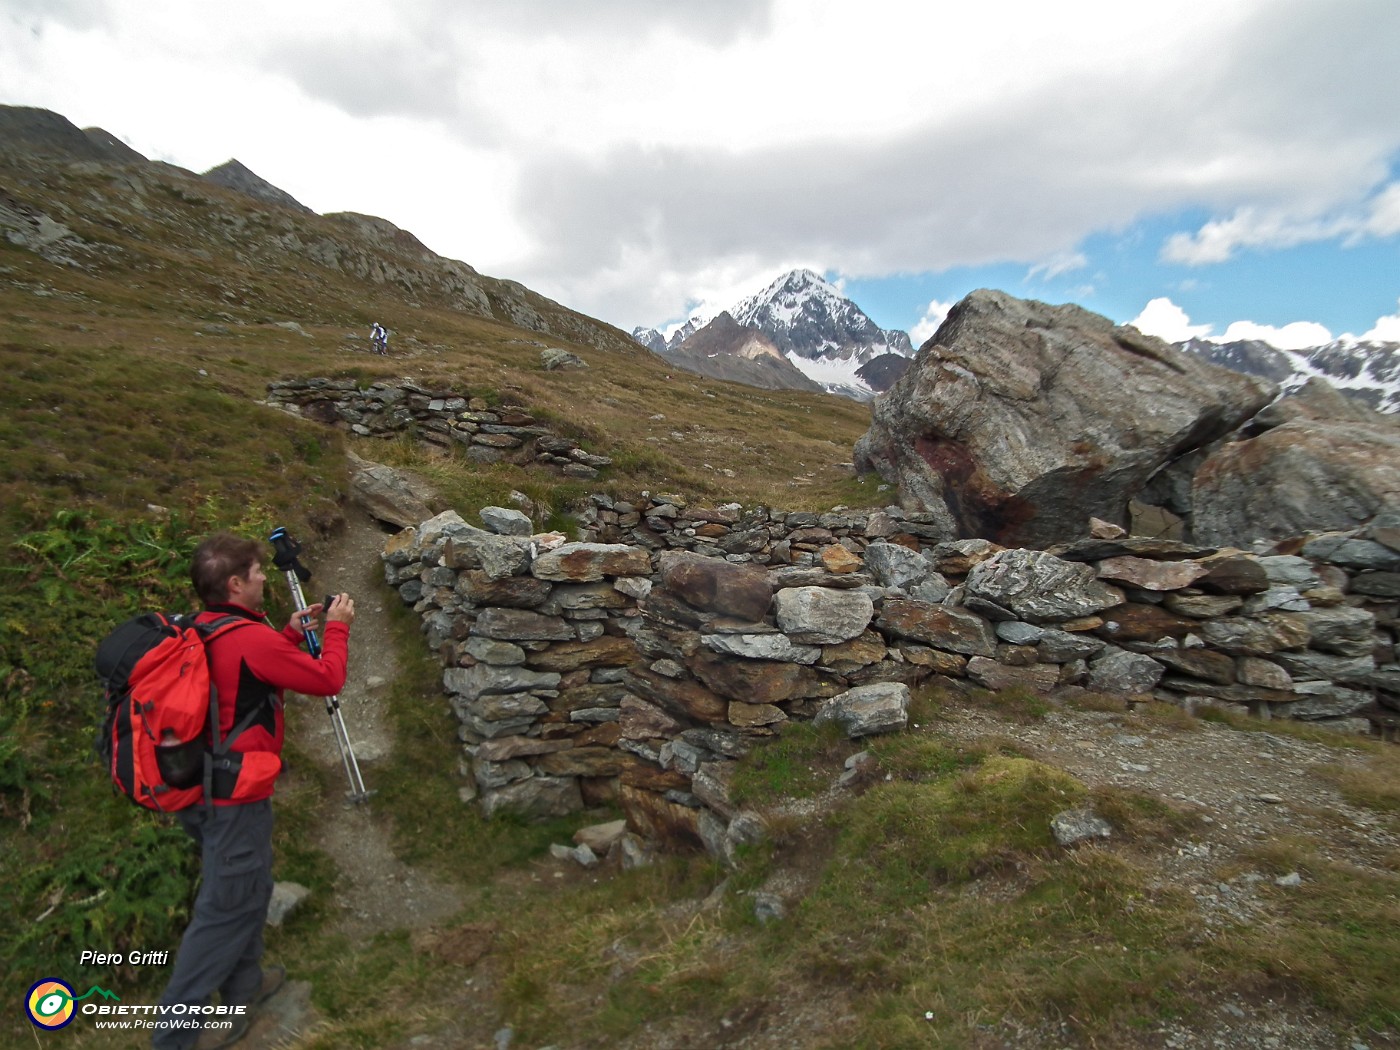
[726, 268, 912, 365]
[631, 326, 666, 354]
[729, 268, 844, 328]
[630, 268, 916, 400]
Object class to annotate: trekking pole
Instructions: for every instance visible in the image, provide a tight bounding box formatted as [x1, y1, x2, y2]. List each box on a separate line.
[268, 527, 371, 804]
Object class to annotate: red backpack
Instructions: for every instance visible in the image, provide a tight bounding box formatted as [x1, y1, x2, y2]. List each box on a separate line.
[95, 612, 257, 811]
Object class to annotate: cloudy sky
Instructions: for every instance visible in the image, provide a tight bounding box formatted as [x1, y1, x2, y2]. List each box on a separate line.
[4, 0, 1399, 349]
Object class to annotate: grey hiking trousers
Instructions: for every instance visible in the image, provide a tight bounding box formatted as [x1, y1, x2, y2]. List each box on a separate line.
[151, 800, 274, 1050]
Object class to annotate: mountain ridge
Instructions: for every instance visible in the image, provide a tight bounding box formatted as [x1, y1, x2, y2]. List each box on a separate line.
[1180, 336, 1400, 414]
[651, 311, 824, 393]
[636, 264, 1400, 412]
[203, 158, 313, 214]
[0, 104, 644, 358]
[634, 268, 915, 401]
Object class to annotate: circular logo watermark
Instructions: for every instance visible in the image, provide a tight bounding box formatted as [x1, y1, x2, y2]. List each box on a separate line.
[26, 978, 76, 1029]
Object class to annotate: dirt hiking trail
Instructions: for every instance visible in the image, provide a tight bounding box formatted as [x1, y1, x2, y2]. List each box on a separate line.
[244, 509, 466, 1047]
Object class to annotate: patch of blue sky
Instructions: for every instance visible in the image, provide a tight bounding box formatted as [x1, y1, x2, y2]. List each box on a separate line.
[836, 207, 1399, 343]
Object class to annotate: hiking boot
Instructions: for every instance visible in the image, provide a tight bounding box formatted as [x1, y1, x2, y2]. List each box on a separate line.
[193, 966, 283, 1049]
[252, 964, 286, 1007]
[193, 1013, 250, 1050]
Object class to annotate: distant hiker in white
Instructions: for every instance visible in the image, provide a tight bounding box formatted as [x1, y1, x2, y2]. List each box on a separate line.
[370, 322, 388, 355]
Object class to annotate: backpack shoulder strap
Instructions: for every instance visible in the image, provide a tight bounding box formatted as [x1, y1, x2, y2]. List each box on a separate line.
[196, 614, 259, 642]
[197, 615, 270, 808]
[197, 616, 262, 745]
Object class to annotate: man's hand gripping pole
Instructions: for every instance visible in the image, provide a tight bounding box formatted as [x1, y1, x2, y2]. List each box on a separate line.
[269, 527, 371, 804]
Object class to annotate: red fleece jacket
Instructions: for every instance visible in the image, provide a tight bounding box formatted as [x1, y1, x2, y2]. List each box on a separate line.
[196, 603, 350, 802]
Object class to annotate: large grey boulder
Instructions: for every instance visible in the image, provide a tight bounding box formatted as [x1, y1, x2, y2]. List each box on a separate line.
[853, 290, 1274, 546]
[1192, 419, 1400, 547]
[347, 454, 436, 528]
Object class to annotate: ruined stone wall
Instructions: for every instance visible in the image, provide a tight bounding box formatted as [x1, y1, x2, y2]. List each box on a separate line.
[264, 378, 612, 479]
[383, 498, 1400, 860]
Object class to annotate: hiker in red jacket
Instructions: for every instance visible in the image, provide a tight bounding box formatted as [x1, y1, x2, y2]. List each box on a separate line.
[153, 533, 354, 1050]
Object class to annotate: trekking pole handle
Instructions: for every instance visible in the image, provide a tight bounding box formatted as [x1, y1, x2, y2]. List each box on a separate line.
[270, 528, 324, 656]
[269, 527, 311, 582]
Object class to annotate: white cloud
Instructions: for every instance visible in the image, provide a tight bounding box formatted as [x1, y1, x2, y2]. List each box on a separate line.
[3, 0, 1399, 332]
[1365, 184, 1400, 239]
[1218, 319, 1334, 351]
[1361, 299, 1400, 342]
[1131, 297, 1351, 351]
[1162, 180, 1400, 265]
[1130, 298, 1214, 342]
[910, 300, 956, 347]
[1027, 252, 1088, 281]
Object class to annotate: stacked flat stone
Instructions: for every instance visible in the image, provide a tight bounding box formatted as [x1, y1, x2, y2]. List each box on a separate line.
[263, 378, 612, 478]
[576, 492, 950, 565]
[384, 500, 1400, 858]
[383, 509, 649, 819]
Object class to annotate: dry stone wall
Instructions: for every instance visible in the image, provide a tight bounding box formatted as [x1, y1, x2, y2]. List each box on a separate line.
[264, 378, 612, 479]
[384, 496, 1400, 860]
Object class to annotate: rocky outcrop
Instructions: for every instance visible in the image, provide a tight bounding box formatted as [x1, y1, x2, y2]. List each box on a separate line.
[855, 290, 1277, 547]
[385, 498, 1400, 858]
[0, 188, 87, 266]
[1193, 421, 1400, 546]
[203, 159, 313, 214]
[855, 352, 911, 393]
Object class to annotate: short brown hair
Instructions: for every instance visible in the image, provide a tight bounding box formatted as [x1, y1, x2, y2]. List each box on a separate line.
[191, 533, 263, 605]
